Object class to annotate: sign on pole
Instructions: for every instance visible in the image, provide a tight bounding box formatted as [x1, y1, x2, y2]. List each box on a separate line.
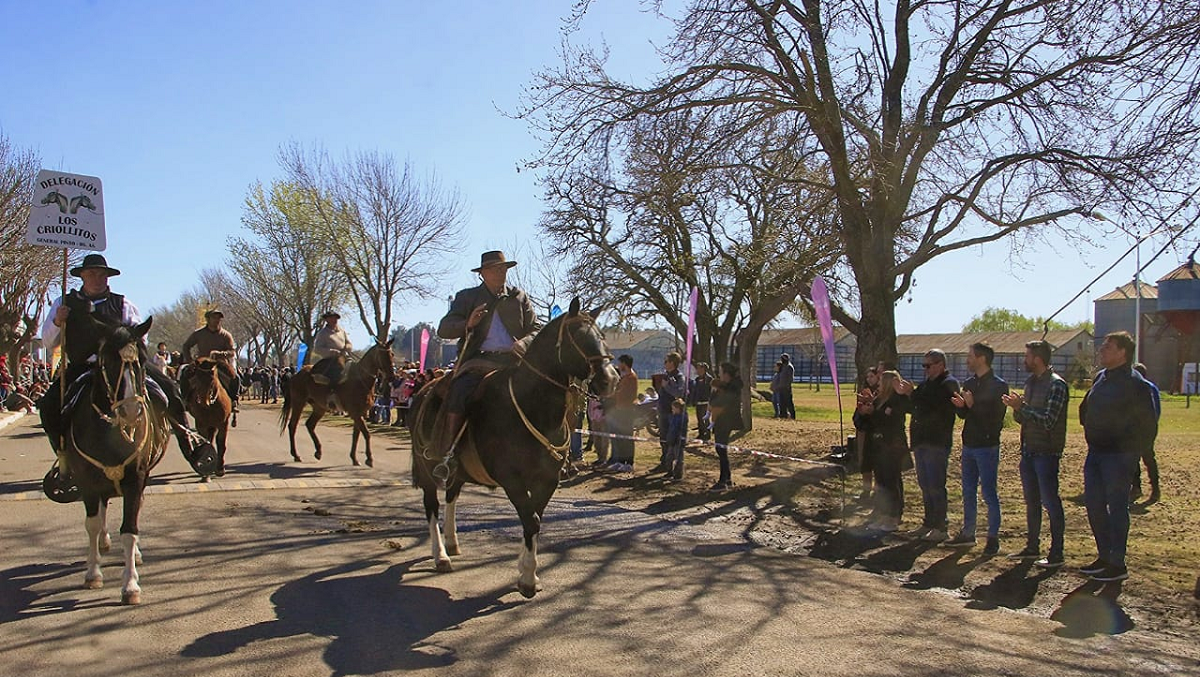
[25, 169, 106, 251]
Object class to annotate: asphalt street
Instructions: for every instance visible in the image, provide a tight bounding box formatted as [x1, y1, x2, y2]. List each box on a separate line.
[1, 405, 1197, 677]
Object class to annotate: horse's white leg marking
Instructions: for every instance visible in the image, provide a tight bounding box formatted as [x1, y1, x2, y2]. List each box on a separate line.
[517, 534, 540, 597]
[121, 533, 141, 604]
[443, 498, 460, 556]
[123, 529, 143, 566]
[429, 514, 452, 572]
[97, 502, 112, 554]
[84, 515, 103, 588]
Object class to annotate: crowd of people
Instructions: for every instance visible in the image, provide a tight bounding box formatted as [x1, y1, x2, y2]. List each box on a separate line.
[851, 334, 1158, 583]
[0, 352, 53, 414]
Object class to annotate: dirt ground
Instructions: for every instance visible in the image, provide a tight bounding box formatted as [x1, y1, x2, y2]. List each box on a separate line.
[554, 404, 1200, 642]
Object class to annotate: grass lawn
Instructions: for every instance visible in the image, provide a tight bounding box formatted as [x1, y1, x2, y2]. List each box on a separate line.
[611, 380, 1200, 602]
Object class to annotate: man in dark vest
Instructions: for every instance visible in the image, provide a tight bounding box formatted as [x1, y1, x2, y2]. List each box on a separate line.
[431, 250, 540, 483]
[39, 254, 205, 471]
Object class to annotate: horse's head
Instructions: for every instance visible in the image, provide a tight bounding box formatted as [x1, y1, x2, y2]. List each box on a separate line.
[365, 339, 397, 381]
[95, 318, 152, 430]
[189, 357, 222, 401]
[529, 297, 618, 396]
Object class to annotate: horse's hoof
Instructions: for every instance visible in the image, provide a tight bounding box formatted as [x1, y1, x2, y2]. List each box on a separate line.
[84, 578, 103, 590]
[352, 459, 360, 467]
[291, 455, 302, 463]
[122, 590, 141, 605]
[517, 582, 538, 599]
[446, 545, 460, 557]
[314, 450, 322, 461]
[435, 558, 454, 573]
[365, 457, 374, 468]
[215, 468, 226, 477]
[200, 476, 210, 483]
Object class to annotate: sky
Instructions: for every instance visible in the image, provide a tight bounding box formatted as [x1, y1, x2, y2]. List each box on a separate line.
[3, 1, 1192, 350]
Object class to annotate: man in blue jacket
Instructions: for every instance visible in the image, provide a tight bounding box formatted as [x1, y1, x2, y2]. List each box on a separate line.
[1078, 332, 1158, 582]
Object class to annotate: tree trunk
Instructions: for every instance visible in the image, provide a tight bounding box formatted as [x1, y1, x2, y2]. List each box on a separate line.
[854, 277, 899, 381]
[734, 323, 766, 433]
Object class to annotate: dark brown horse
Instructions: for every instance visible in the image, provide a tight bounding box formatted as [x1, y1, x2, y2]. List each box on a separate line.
[59, 317, 170, 604]
[279, 340, 396, 467]
[409, 298, 617, 597]
[183, 355, 233, 480]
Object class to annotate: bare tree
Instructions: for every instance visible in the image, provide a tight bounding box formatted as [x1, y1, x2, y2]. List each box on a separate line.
[229, 180, 343, 361]
[279, 144, 468, 342]
[536, 109, 840, 429]
[521, 0, 1200, 376]
[0, 134, 66, 365]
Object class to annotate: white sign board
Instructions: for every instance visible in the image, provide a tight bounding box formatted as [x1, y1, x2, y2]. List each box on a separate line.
[25, 169, 106, 250]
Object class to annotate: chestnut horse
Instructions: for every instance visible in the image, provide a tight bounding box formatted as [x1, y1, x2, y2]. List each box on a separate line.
[279, 340, 396, 467]
[183, 355, 233, 480]
[409, 298, 617, 597]
[59, 316, 170, 604]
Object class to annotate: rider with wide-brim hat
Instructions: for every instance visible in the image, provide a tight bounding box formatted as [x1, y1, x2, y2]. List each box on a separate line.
[180, 307, 242, 425]
[311, 310, 353, 385]
[430, 250, 541, 482]
[39, 253, 211, 478]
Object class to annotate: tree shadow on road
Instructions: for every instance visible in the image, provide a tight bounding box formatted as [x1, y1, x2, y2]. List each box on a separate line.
[181, 557, 520, 674]
[0, 562, 113, 624]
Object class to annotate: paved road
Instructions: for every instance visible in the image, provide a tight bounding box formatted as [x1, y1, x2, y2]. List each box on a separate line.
[1, 405, 1197, 676]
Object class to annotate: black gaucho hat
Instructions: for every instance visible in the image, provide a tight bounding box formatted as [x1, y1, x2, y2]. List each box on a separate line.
[472, 250, 517, 273]
[69, 253, 120, 277]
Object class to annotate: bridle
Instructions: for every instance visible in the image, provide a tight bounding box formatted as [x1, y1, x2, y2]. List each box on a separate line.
[517, 313, 613, 395]
[510, 313, 614, 457]
[74, 339, 157, 494]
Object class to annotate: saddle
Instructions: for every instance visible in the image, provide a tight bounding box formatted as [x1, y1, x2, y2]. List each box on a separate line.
[418, 371, 501, 487]
[62, 369, 170, 420]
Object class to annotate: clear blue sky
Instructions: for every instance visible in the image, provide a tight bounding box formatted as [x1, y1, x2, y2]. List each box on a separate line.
[2, 1, 1188, 348]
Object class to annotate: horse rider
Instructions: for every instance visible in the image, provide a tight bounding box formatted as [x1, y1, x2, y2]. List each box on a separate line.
[38, 253, 203, 467]
[310, 311, 353, 385]
[431, 250, 541, 482]
[179, 308, 241, 422]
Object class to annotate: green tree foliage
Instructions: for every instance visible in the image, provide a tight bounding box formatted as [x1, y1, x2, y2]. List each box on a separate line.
[963, 307, 1092, 334]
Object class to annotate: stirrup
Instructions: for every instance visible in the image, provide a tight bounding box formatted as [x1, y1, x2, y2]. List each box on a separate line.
[431, 457, 456, 485]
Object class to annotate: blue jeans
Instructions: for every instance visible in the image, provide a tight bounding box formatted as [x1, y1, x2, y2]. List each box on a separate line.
[914, 444, 950, 530]
[960, 446, 1001, 538]
[1018, 452, 1065, 558]
[1083, 451, 1139, 566]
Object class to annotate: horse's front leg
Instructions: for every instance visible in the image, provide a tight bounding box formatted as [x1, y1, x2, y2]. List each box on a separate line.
[443, 482, 462, 556]
[83, 496, 104, 589]
[423, 483, 453, 572]
[97, 500, 112, 554]
[118, 475, 146, 605]
[349, 421, 360, 467]
[216, 423, 228, 477]
[505, 485, 542, 598]
[361, 419, 373, 468]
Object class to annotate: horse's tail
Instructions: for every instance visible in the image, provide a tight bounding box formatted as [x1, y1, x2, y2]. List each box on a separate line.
[278, 380, 293, 434]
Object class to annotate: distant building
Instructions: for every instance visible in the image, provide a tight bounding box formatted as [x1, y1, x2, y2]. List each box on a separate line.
[1094, 260, 1200, 391]
[895, 330, 1093, 385]
[756, 328, 856, 384]
[603, 330, 680, 377]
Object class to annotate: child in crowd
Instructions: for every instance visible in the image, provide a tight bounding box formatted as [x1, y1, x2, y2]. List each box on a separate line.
[665, 398, 687, 480]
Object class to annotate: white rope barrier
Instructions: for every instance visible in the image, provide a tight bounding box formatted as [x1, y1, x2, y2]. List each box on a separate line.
[571, 428, 847, 472]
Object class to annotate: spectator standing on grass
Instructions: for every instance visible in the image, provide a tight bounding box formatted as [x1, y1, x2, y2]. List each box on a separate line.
[898, 349, 960, 543]
[770, 361, 783, 418]
[861, 370, 913, 532]
[1003, 341, 1069, 568]
[945, 343, 1009, 555]
[708, 361, 744, 492]
[1076, 332, 1158, 582]
[690, 362, 713, 441]
[663, 398, 688, 480]
[649, 352, 687, 475]
[771, 354, 796, 419]
[853, 367, 882, 504]
[603, 355, 639, 472]
[1130, 363, 1162, 505]
[897, 348, 960, 544]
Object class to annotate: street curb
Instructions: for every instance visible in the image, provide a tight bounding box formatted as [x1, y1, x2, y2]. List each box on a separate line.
[0, 411, 27, 433]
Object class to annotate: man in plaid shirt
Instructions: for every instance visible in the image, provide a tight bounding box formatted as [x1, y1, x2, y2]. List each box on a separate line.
[1002, 340, 1070, 569]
